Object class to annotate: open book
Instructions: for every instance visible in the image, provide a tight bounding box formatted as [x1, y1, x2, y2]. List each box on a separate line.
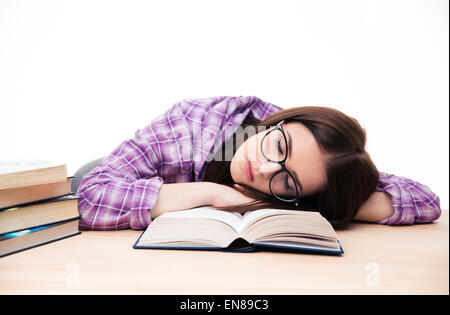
[134, 206, 343, 255]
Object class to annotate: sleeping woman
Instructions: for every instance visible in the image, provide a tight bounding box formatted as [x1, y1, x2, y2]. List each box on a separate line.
[76, 96, 441, 230]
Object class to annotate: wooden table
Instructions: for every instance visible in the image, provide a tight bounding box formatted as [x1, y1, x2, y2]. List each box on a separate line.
[0, 211, 448, 295]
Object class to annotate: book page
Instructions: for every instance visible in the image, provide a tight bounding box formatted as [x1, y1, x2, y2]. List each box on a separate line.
[0, 160, 64, 175]
[160, 208, 297, 234]
[159, 206, 244, 232]
[232, 209, 287, 233]
[241, 209, 282, 225]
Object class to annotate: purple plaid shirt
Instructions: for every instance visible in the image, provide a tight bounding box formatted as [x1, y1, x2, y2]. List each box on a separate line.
[77, 96, 441, 230]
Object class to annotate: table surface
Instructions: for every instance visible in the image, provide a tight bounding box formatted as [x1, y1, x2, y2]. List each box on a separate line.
[0, 210, 448, 294]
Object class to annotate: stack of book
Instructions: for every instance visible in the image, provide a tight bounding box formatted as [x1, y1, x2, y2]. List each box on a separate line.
[0, 160, 80, 258]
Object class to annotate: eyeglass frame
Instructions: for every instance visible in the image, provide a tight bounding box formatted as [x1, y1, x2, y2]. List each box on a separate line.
[260, 120, 300, 207]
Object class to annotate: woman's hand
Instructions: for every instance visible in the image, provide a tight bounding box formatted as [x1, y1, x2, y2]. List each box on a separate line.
[210, 183, 257, 211]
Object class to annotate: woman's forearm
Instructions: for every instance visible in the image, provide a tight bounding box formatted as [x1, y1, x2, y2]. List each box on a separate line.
[372, 172, 441, 225]
[353, 191, 394, 223]
[151, 182, 217, 219]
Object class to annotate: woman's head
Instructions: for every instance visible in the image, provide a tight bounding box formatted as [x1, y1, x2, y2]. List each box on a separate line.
[203, 106, 380, 225]
[230, 119, 328, 198]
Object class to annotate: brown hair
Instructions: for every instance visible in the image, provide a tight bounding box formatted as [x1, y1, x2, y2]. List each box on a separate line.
[203, 106, 380, 225]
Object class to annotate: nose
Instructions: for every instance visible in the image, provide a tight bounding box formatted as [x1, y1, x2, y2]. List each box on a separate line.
[259, 160, 282, 178]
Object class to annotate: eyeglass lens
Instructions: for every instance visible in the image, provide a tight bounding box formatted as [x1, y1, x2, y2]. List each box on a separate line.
[261, 128, 297, 200]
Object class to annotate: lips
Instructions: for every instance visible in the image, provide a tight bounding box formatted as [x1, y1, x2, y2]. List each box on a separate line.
[244, 159, 254, 182]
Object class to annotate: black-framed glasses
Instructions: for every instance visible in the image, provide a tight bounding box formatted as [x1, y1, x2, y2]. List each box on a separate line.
[260, 120, 300, 206]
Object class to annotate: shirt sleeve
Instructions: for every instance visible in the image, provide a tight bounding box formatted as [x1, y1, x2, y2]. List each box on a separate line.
[375, 172, 441, 225]
[76, 126, 164, 230]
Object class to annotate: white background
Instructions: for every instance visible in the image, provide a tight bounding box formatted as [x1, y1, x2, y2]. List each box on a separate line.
[1, 0, 448, 208]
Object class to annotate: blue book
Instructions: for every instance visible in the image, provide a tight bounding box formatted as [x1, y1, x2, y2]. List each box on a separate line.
[134, 206, 343, 255]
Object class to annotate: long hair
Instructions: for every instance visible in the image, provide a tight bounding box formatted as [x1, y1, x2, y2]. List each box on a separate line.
[202, 106, 380, 225]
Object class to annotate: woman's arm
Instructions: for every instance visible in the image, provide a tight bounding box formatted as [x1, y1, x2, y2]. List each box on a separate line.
[353, 191, 394, 222]
[77, 141, 163, 230]
[354, 172, 441, 225]
[150, 182, 213, 218]
[76, 120, 169, 230]
[151, 182, 256, 219]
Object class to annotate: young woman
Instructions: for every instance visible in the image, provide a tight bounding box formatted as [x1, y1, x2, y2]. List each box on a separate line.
[76, 96, 441, 230]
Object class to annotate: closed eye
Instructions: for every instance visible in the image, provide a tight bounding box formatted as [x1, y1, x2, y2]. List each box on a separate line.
[277, 139, 283, 154]
[285, 128, 304, 194]
[284, 174, 292, 191]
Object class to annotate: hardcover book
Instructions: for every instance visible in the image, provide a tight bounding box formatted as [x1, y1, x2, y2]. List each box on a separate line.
[0, 194, 79, 235]
[0, 159, 67, 190]
[0, 218, 80, 258]
[134, 206, 343, 255]
[0, 177, 73, 210]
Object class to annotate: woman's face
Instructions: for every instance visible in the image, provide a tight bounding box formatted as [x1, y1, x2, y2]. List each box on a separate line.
[230, 121, 328, 198]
